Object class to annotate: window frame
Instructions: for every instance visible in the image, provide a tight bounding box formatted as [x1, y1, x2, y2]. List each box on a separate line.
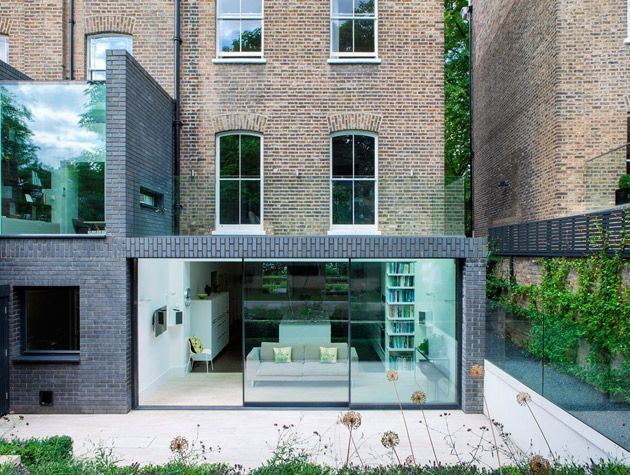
[330, 0, 378, 60]
[20, 287, 80, 357]
[626, 0, 630, 44]
[214, 131, 265, 235]
[215, 0, 265, 60]
[86, 33, 133, 80]
[329, 131, 380, 235]
[0, 35, 8, 64]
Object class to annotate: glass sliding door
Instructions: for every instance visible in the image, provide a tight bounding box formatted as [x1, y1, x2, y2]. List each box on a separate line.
[350, 259, 458, 406]
[243, 260, 350, 405]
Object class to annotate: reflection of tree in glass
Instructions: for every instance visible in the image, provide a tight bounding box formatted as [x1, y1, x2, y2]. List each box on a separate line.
[355, 0, 374, 14]
[76, 84, 106, 222]
[0, 87, 42, 219]
[229, 27, 262, 53]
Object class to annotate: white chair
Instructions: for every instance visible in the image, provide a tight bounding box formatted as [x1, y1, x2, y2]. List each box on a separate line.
[188, 337, 213, 372]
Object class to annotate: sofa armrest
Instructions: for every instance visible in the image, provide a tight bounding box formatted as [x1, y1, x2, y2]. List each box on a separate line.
[246, 347, 261, 382]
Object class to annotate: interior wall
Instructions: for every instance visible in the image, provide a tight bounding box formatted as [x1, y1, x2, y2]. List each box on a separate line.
[137, 259, 189, 398]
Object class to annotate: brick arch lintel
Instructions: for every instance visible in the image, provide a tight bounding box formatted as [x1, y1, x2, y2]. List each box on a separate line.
[84, 16, 136, 36]
[211, 113, 269, 135]
[327, 113, 382, 134]
[0, 18, 13, 36]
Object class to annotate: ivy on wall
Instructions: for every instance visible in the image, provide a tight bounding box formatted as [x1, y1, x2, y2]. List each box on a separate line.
[488, 235, 630, 402]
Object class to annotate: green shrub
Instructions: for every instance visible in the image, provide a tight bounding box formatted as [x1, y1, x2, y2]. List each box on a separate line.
[0, 435, 72, 466]
[618, 174, 630, 189]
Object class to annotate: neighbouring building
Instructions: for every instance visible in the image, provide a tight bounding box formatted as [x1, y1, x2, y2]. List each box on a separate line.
[470, 0, 630, 455]
[0, 0, 486, 414]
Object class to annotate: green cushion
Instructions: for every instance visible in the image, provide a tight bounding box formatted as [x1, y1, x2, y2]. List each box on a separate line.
[261, 342, 304, 362]
[305, 343, 348, 361]
[190, 336, 203, 353]
[320, 347, 338, 364]
[273, 347, 292, 363]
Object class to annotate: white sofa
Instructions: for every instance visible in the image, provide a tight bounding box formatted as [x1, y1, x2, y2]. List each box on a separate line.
[246, 342, 358, 385]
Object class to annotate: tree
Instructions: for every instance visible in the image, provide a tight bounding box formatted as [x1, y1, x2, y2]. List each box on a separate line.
[444, 0, 471, 233]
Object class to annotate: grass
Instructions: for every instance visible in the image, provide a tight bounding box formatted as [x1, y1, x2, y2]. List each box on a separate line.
[0, 437, 627, 475]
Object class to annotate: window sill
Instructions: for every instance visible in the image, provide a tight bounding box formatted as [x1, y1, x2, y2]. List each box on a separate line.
[328, 58, 381, 64]
[213, 58, 267, 64]
[212, 226, 266, 236]
[13, 354, 80, 364]
[328, 227, 381, 236]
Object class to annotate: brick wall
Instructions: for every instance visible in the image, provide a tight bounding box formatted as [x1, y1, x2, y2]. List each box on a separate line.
[473, 0, 630, 235]
[106, 50, 175, 238]
[177, 0, 445, 236]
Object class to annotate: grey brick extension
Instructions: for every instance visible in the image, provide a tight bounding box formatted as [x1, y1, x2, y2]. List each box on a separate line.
[0, 52, 175, 413]
[0, 60, 31, 80]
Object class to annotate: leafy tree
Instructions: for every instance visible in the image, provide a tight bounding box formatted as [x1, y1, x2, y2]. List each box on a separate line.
[445, 0, 471, 233]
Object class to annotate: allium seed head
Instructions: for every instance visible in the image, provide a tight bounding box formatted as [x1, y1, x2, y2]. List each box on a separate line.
[386, 370, 399, 382]
[380, 431, 400, 449]
[339, 411, 362, 430]
[411, 390, 427, 405]
[470, 364, 485, 379]
[529, 455, 551, 475]
[516, 391, 532, 406]
[169, 436, 189, 455]
[404, 455, 416, 466]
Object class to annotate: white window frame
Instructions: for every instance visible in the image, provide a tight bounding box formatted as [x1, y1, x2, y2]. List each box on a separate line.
[215, 0, 265, 61]
[330, 0, 379, 61]
[0, 35, 8, 64]
[329, 131, 380, 235]
[626, 0, 630, 44]
[86, 33, 133, 80]
[214, 132, 265, 235]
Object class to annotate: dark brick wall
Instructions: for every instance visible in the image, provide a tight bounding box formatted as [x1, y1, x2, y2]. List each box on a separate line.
[461, 258, 486, 413]
[106, 50, 175, 238]
[0, 59, 31, 80]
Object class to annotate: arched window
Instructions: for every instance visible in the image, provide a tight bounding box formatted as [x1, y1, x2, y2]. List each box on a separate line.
[216, 132, 263, 233]
[87, 34, 133, 80]
[330, 131, 378, 232]
[0, 35, 8, 64]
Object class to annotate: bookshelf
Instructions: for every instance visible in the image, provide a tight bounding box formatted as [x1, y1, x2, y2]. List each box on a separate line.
[385, 262, 416, 371]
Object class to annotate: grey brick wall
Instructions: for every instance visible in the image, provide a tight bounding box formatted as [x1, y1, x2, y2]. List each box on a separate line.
[461, 258, 486, 413]
[106, 50, 174, 238]
[0, 59, 31, 80]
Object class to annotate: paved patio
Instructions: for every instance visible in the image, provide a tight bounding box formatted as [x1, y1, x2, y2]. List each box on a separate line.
[1, 410, 499, 469]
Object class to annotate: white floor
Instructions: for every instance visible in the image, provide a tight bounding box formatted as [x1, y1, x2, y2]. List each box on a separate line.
[139, 366, 455, 406]
[2, 410, 499, 469]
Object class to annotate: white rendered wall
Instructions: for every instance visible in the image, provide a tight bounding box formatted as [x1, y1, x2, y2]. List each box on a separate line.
[138, 259, 188, 400]
[484, 360, 629, 462]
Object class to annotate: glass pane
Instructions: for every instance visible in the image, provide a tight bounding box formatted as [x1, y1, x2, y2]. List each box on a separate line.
[354, 20, 374, 53]
[351, 260, 458, 405]
[220, 135, 240, 178]
[219, 20, 241, 52]
[332, 20, 353, 53]
[354, 135, 375, 177]
[354, 180, 375, 225]
[0, 83, 106, 235]
[0, 36, 8, 63]
[332, 135, 353, 178]
[241, 180, 261, 224]
[218, 0, 240, 15]
[219, 180, 239, 225]
[244, 261, 349, 404]
[332, 0, 353, 15]
[241, 135, 260, 177]
[89, 36, 132, 73]
[355, 0, 375, 14]
[332, 181, 352, 225]
[25, 288, 79, 352]
[241, 20, 262, 52]
[242, 0, 262, 15]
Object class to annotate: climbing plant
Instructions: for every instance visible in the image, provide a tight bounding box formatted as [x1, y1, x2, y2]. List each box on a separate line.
[488, 232, 630, 401]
